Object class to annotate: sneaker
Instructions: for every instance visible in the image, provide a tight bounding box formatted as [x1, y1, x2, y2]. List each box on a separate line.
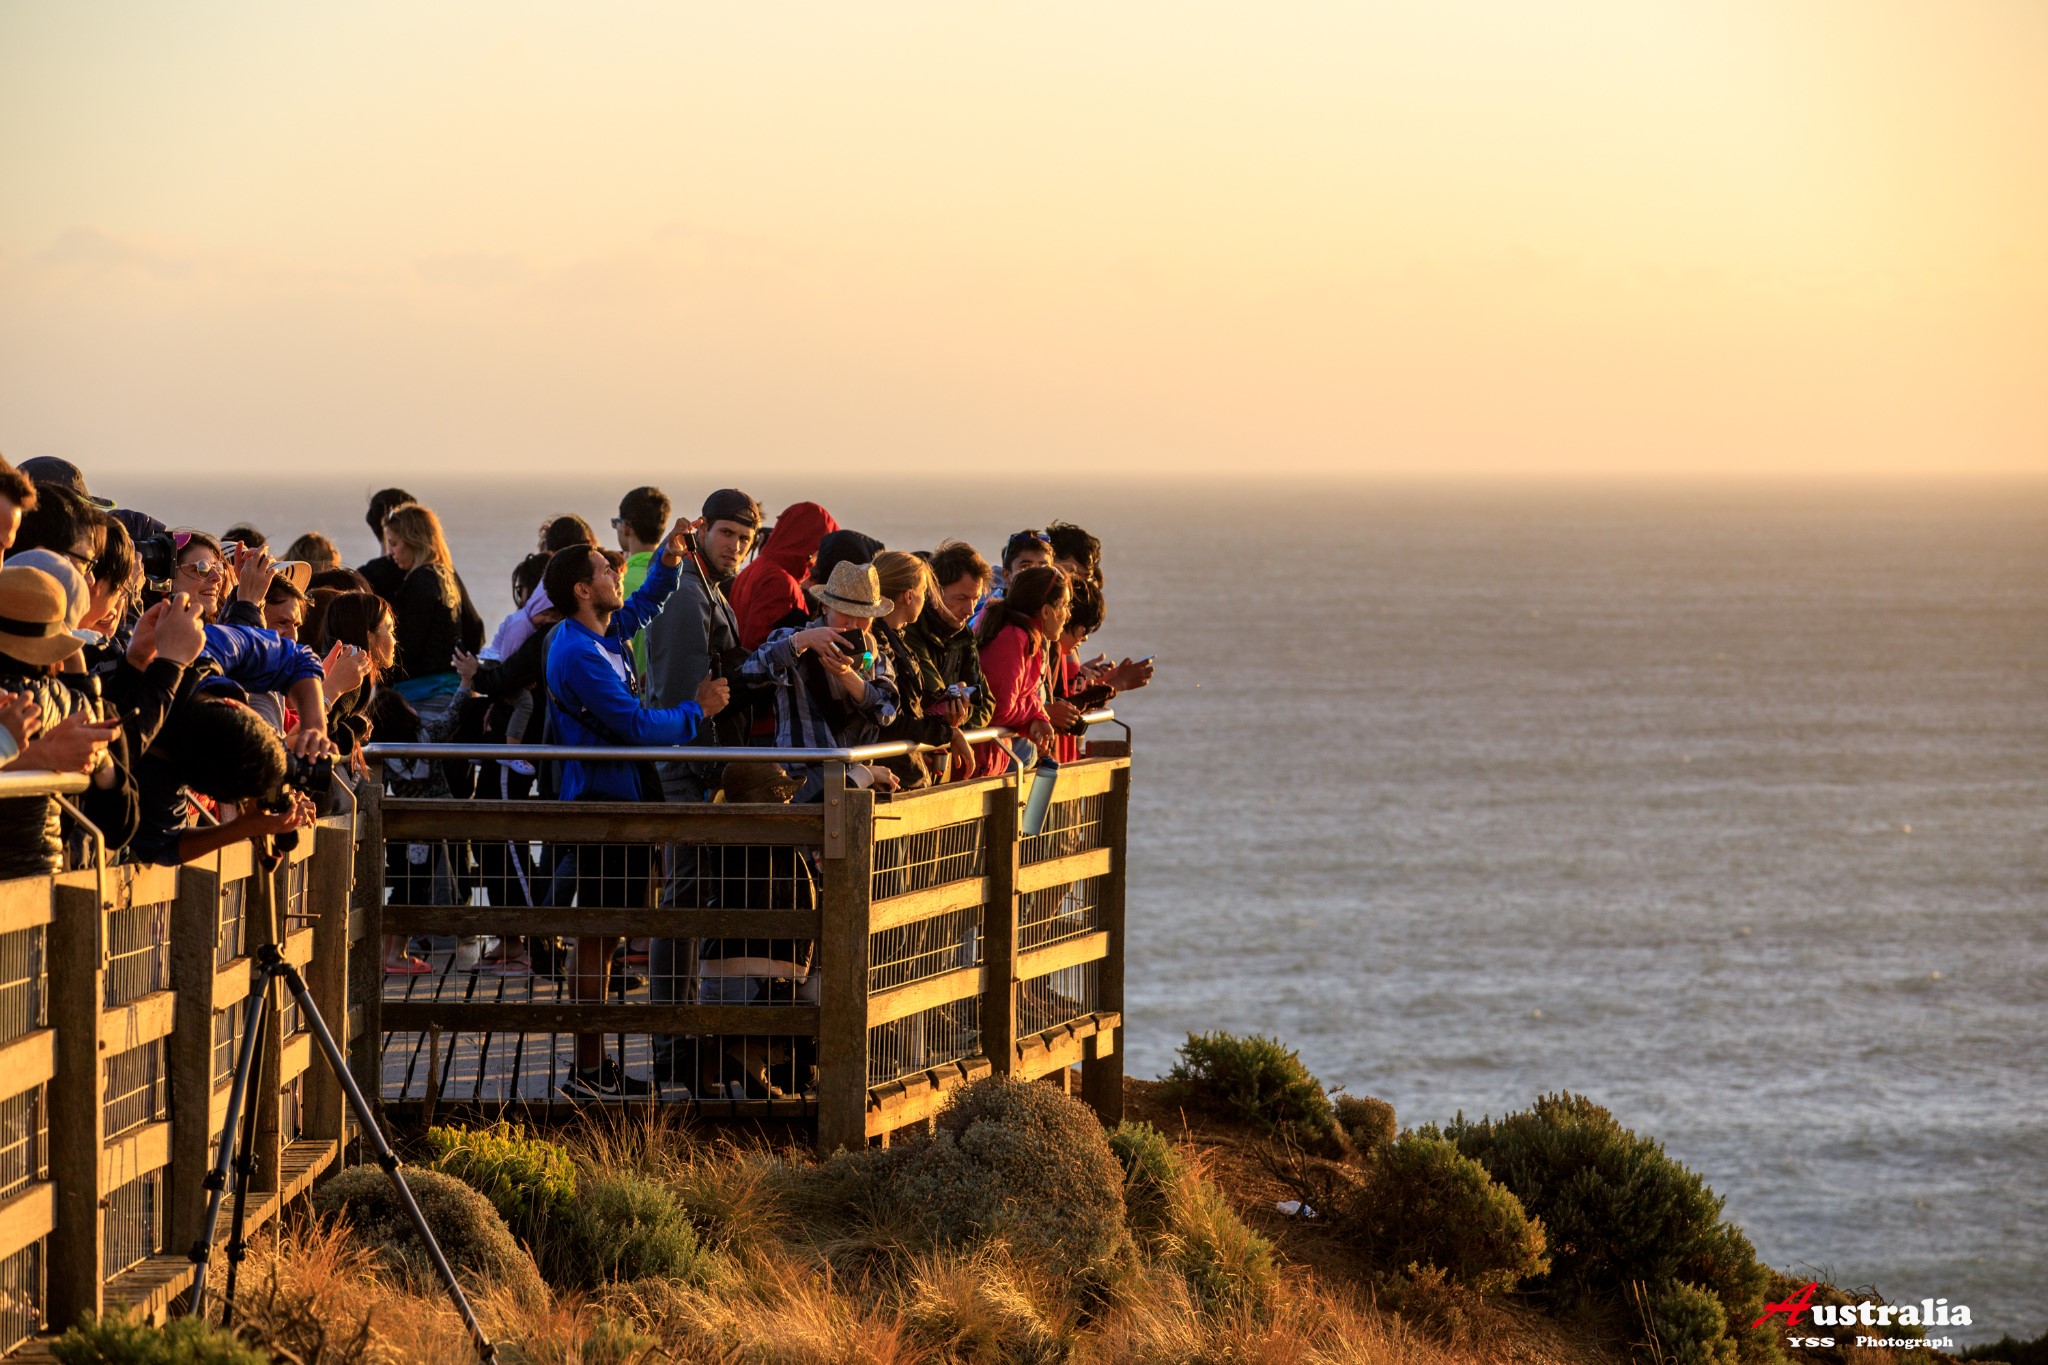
[564, 1059, 652, 1098]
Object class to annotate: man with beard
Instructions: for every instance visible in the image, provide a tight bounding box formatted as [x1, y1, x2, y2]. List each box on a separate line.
[540, 529, 730, 1097]
[643, 488, 761, 803]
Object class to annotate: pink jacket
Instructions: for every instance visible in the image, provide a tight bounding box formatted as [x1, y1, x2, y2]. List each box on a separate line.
[974, 621, 1049, 777]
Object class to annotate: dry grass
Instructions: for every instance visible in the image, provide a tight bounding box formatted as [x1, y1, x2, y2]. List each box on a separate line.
[216, 1090, 1668, 1365]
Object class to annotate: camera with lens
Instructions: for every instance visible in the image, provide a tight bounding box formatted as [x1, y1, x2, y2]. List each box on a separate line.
[262, 752, 335, 853]
[136, 532, 178, 602]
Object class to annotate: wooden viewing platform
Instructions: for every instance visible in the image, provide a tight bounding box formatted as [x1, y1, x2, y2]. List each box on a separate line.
[0, 730, 1131, 1354]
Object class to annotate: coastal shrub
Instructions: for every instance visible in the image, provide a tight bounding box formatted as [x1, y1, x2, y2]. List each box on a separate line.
[424, 1121, 577, 1245]
[53, 1313, 266, 1365]
[555, 1168, 705, 1288]
[1108, 1121, 1182, 1232]
[1334, 1093, 1397, 1154]
[1108, 1121, 1278, 1316]
[1164, 1031, 1343, 1153]
[889, 1075, 1132, 1270]
[1644, 1280, 1740, 1365]
[1442, 1093, 1771, 1361]
[1334, 1133, 1548, 1295]
[1962, 1330, 2048, 1365]
[314, 1164, 547, 1306]
[1155, 1159, 1281, 1317]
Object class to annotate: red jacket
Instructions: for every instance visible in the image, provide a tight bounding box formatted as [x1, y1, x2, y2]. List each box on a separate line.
[974, 620, 1050, 777]
[730, 502, 837, 650]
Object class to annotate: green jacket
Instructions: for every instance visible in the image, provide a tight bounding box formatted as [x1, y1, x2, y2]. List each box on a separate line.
[900, 612, 995, 730]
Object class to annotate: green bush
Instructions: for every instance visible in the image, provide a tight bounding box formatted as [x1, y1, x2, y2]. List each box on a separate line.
[554, 1168, 705, 1288]
[1333, 1133, 1548, 1295]
[314, 1164, 546, 1306]
[424, 1121, 577, 1245]
[1107, 1120, 1278, 1317]
[1646, 1281, 1740, 1365]
[1334, 1094, 1397, 1153]
[1163, 1032, 1342, 1153]
[53, 1312, 267, 1365]
[1108, 1121, 1182, 1233]
[890, 1076, 1132, 1270]
[1963, 1330, 2048, 1365]
[1443, 1093, 1771, 1362]
[1155, 1163, 1280, 1317]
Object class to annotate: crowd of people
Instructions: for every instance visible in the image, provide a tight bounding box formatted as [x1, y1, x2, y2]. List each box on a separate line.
[0, 453, 1152, 1097]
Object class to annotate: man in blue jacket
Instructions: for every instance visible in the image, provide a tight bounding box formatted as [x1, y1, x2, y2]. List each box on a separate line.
[541, 526, 729, 1096]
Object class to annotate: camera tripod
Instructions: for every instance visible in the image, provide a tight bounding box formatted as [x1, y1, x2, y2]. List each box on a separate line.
[185, 941, 499, 1364]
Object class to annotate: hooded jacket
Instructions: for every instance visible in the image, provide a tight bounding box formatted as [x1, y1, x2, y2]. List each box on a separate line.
[730, 503, 837, 651]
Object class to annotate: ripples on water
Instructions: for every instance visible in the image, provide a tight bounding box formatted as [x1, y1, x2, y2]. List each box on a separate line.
[131, 477, 2044, 1340]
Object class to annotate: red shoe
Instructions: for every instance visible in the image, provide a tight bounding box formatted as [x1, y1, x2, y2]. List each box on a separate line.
[384, 955, 434, 975]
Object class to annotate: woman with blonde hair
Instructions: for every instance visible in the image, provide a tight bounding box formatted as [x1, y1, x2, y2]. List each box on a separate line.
[380, 502, 469, 719]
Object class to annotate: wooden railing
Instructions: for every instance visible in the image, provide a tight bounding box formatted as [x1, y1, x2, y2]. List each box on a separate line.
[0, 800, 358, 1354]
[0, 735, 1131, 1350]
[356, 751, 1131, 1152]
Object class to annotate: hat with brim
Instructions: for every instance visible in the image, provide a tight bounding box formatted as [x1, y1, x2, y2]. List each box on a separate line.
[4, 551, 101, 647]
[0, 566, 90, 666]
[805, 560, 890, 618]
[273, 560, 313, 593]
[17, 457, 115, 509]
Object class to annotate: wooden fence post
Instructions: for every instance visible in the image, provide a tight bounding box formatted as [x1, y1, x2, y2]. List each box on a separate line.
[303, 824, 352, 1144]
[981, 778, 1020, 1079]
[348, 784, 382, 1116]
[46, 873, 104, 1330]
[815, 788, 874, 1154]
[1080, 763, 1129, 1124]
[167, 860, 222, 1256]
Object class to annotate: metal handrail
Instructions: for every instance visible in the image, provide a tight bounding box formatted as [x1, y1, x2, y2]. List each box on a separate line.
[0, 769, 93, 798]
[362, 709, 1117, 764]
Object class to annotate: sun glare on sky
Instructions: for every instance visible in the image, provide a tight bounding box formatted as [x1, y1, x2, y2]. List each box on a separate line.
[1, 1, 2042, 481]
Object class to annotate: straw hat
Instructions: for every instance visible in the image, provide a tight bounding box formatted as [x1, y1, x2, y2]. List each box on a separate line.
[805, 560, 890, 618]
[0, 566, 90, 666]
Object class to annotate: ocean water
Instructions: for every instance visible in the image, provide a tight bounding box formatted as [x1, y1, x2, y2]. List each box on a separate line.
[123, 476, 2046, 1339]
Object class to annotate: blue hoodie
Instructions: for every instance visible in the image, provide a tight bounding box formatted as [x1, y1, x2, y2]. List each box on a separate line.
[544, 556, 704, 801]
[200, 622, 325, 692]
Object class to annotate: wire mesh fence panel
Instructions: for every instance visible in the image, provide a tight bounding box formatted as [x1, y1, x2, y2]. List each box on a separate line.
[215, 879, 246, 969]
[1019, 793, 1104, 867]
[212, 1007, 242, 1091]
[868, 998, 981, 1088]
[0, 1085, 47, 1204]
[102, 1040, 167, 1141]
[871, 818, 985, 901]
[0, 926, 44, 1048]
[103, 898, 171, 1008]
[1017, 875, 1101, 952]
[0, 1240, 42, 1355]
[101, 1170, 163, 1281]
[1016, 961, 1101, 1039]
[869, 907, 982, 994]
[378, 838, 822, 1105]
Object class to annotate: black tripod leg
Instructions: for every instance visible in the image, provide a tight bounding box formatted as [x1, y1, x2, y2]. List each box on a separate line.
[262, 945, 499, 1364]
[219, 970, 272, 1326]
[185, 964, 274, 1320]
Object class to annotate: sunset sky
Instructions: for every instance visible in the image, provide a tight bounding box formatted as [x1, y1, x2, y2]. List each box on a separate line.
[2, 2, 2042, 481]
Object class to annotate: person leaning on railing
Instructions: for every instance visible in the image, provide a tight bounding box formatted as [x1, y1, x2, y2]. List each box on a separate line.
[0, 564, 130, 876]
[540, 521, 731, 1098]
[737, 559, 901, 800]
[869, 551, 974, 788]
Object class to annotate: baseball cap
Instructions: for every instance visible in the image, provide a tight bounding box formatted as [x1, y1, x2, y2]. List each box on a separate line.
[17, 457, 115, 509]
[701, 488, 762, 529]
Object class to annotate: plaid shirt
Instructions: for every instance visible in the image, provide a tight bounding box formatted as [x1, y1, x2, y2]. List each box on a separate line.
[739, 622, 899, 799]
